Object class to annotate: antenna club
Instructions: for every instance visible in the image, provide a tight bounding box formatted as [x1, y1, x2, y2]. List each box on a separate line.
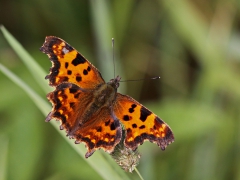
[112, 39, 115, 47]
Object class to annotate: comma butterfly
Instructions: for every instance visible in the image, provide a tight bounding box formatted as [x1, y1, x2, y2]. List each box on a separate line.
[40, 36, 174, 159]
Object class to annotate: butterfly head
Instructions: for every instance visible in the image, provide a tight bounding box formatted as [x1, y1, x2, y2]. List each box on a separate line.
[108, 75, 121, 89]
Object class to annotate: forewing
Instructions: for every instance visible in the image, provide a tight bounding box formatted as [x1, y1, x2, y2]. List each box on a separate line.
[40, 36, 105, 89]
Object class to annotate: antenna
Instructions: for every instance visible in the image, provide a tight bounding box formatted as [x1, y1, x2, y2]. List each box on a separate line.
[120, 76, 160, 82]
[111, 38, 160, 83]
[112, 38, 115, 78]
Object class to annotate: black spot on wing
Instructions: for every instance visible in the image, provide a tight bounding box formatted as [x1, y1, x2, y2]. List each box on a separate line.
[129, 108, 134, 113]
[129, 104, 137, 113]
[72, 53, 86, 66]
[110, 122, 116, 130]
[96, 126, 102, 132]
[83, 69, 88, 75]
[76, 76, 82, 82]
[123, 115, 131, 121]
[139, 125, 145, 129]
[140, 107, 152, 122]
[132, 124, 137, 128]
[105, 119, 110, 126]
[65, 62, 69, 69]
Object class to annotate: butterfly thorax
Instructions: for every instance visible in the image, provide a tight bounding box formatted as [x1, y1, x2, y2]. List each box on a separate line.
[77, 76, 121, 127]
[93, 76, 121, 107]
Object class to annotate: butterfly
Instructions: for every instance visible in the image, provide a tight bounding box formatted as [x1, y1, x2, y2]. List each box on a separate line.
[40, 36, 174, 158]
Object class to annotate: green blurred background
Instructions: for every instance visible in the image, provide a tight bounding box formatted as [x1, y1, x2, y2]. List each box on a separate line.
[0, 0, 240, 180]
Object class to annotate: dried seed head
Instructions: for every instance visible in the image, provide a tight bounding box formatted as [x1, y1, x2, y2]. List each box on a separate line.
[110, 128, 141, 172]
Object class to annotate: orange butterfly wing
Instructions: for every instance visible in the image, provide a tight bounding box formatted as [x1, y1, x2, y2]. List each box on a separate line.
[113, 93, 174, 150]
[41, 37, 122, 157]
[73, 106, 122, 158]
[40, 36, 104, 89]
[46, 83, 122, 158]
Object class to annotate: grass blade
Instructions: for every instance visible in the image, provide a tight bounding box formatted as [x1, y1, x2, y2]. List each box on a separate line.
[0, 25, 50, 92]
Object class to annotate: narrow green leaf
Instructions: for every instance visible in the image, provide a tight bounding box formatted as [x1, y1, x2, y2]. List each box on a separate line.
[0, 25, 50, 92]
[0, 63, 49, 114]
